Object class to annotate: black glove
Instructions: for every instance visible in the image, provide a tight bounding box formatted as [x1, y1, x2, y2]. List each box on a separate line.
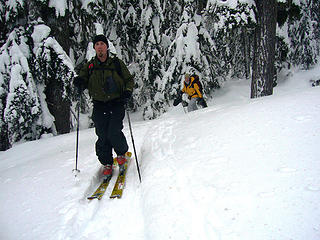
[73, 76, 84, 93]
[122, 90, 132, 104]
[173, 95, 182, 106]
[197, 98, 208, 108]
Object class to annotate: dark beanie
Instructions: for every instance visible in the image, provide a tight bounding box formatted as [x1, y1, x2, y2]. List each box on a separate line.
[93, 34, 109, 47]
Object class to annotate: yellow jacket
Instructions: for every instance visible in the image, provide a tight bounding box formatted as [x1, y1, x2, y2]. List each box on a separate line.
[182, 76, 203, 98]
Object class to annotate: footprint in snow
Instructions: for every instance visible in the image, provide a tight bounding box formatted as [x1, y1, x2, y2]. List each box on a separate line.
[277, 167, 297, 173]
[293, 115, 312, 122]
[258, 191, 275, 198]
[306, 185, 320, 192]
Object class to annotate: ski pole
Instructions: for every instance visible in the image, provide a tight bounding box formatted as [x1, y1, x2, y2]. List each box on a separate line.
[126, 110, 142, 183]
[183, 105, 187, 114]
[73, 92, 81, 176]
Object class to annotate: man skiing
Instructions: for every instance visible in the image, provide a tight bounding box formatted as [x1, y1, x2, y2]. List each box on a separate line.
[73, 34, 134, 178]
[173, 73, 207, 112]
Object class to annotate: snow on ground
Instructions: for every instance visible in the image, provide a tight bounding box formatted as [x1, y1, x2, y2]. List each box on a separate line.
[1, 66, 320, 240]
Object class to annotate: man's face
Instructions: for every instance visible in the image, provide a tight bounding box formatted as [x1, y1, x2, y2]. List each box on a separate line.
[94, 41, 108, 58]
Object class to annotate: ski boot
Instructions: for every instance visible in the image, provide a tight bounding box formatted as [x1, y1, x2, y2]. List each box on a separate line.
[102, 164, 113, 179]
[115, 155, 127, 174]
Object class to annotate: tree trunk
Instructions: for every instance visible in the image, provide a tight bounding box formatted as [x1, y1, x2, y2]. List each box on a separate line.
[251, 0, 277, 98]
[196, 0, 207, 13]
[243, 28, 251, 79]
[45, 82, 71, 135]
[0, 121, 10, 151]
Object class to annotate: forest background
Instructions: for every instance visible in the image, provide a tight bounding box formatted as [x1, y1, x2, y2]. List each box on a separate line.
[0, 0, 319, 151]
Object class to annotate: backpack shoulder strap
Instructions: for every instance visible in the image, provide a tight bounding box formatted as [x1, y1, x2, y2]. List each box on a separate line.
[113, 57, 123, 78]
[190, 75, 199, 87]
[190, 75, 203, 94]
[87, 58, 95, 77]
[87, 57, 124, 78]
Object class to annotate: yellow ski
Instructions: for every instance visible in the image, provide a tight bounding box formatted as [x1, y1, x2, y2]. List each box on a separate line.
[110, 152, 132, 199]
[87, 177, 111, 200]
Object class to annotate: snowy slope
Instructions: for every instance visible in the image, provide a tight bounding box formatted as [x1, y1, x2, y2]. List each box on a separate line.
[1, 67, 320, 240]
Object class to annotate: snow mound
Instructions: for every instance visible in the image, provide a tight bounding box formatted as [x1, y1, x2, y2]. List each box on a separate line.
[1, 70, 320, 239]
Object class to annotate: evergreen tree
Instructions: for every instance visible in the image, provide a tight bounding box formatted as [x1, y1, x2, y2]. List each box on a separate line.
[31, 24, 75, 134]
[104, 0, 141, 63]
[136, 0, 167, 119]
[0, 1, 76, 150]
[206, 1, 255, 80]
[276, 0, 320, 70]
[1, 27, 42, 147]
[163, 0, 228, 107]
[1, 0, 29, 49]
[0, 41, 10, 150]
[288, 0, 319, 69]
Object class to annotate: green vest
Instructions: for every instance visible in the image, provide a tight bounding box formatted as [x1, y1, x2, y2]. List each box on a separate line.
[79, 57, 134, 102]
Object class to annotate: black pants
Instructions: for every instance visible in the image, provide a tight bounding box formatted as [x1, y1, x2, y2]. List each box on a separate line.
[92, 100, 128, 165]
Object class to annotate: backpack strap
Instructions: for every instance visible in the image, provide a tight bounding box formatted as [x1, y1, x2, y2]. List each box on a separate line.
[88, 59, 95, 77]
[191, 76, 203, 94]
[87, 57, 123, 78]
[113, 58, 123, 78]
[190, 76, 203, 98]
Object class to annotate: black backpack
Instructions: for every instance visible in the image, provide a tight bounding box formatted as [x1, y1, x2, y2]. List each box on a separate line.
[190, 74, 203, 93]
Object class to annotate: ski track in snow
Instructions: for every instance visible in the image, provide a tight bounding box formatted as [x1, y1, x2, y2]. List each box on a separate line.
[140, 117, 212, 240]
[51, 124, 149, 240]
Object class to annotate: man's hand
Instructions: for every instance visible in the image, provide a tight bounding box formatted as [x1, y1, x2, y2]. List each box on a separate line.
[122, 90, 132, 104]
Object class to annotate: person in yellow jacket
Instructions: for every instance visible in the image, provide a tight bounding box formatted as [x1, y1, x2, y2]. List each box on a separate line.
[173, 74, 207, 112]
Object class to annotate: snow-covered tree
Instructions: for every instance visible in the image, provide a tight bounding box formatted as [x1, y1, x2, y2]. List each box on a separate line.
[1, 0, 30, 51]
[135, 0, 167, 119]
[161, 1, 221, 113]
[276, 0, 320, 71]
[0, 1, 77, 150]
[31, 23, 75, 134]
[104, 0, 141, 63]
[0, 27, 42, 148]
[287, 0, 320, 69]
[206, 1, 255, 80]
